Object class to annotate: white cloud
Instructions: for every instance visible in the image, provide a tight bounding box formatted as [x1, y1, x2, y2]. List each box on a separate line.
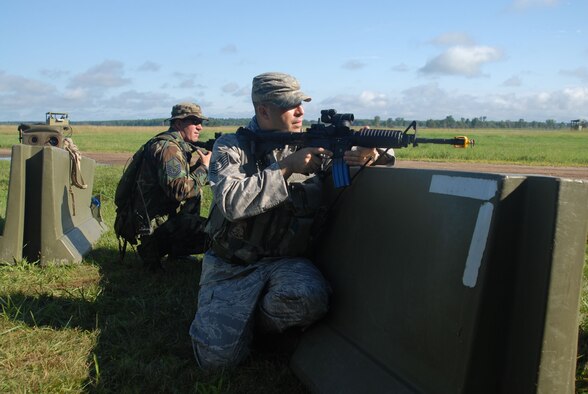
[561, 86, 588, 103]
[559, 67, 588, 82]
[316, 83, 587, 122]
[232, 85, 250, 98]
[68, 60, 131, 89]
[1, 70, 584, 122]
[357, 91, 389, 108]
[320, 90, 389, 112]
[393, 83, 588, 121]
[420, 45, 503, 77]
[0, 71, 55, 94]
[39, 69, 70, 79]
[177, 79, 197, 89]
[222, 83, 239, 93]
[0, 71, 60, 119]
[102, 90, 172, 116]
[171, 72, 205, 90]
[137, 61, 161, 72]
[502, 75, 523, 87]
[221, 83, 250, 97]
[62, 88, 89, 100]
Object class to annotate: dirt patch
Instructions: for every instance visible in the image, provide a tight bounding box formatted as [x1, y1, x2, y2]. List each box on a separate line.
[1, 148, 587, 180]
[394, 160, 588, 180]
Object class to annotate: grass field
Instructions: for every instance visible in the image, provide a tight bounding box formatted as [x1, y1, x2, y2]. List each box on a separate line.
[0, 125, 587, 392]
[1, 124, 588, 166]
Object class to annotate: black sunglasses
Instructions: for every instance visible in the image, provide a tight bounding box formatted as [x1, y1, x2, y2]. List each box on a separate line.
[188, 117, 203, 126]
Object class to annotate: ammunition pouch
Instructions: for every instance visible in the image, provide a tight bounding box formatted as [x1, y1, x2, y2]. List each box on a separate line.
[206, 176, 325, 264]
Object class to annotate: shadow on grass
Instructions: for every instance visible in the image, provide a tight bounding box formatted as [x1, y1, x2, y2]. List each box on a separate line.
[2, 245, 307, 393]
[87, 246, 308, 393]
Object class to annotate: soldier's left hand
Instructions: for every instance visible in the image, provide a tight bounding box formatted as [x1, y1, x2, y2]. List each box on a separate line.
[344, 147, 379, 166]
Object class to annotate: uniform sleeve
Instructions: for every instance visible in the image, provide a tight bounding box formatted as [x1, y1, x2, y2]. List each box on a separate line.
[209, 134, 289, 221]
[152, 140, 199, 202]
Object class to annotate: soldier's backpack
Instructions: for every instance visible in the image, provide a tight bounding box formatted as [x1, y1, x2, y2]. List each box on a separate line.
[114, 132, 175, 260]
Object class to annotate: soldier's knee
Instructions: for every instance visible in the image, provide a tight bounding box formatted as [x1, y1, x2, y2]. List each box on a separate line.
[298, 285, 329, 321]
[260, 283, 329, 332]
[290, 275, 330, 314]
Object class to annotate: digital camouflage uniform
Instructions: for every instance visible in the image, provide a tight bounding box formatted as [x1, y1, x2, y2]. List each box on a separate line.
[189, 116, 331, 368]
[189, 72, 395, 368]
[136, 128, 208, 268]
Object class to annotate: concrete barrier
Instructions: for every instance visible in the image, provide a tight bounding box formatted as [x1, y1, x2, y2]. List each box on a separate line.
[0, 144, 107, 264]
[36, 146, 107, 264]
[291, 167, 588, 394]
[0, 145, 32, 261]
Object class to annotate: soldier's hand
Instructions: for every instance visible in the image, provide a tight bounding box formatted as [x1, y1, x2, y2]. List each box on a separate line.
[344, 147, 379, 166]
[278, 147, 332, 179]
[196, 149, 212, 169]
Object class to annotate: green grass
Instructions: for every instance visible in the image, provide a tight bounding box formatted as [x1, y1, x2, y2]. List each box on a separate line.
[394, 129, 588, 166]
[578, 244, 588, 392]
[0, 127, 587, 392]
[0, 161, 305, 393]
[0, 125, 233, 153]
[2, 124, 588, 166]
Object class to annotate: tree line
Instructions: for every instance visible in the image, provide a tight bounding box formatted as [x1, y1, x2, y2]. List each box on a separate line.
[5, 115, 581, 130]
[362, 115, 586, 130]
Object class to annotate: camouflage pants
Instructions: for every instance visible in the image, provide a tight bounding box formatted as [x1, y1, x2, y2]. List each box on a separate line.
[189, 251, 330, 369]
[138, 199, 207, 266]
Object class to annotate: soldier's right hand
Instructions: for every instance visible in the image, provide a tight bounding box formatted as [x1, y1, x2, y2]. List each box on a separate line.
[196, 149, 212, 169]
[278, 147, 332, 179]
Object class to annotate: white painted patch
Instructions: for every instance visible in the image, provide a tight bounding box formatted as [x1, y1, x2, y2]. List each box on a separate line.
[428, 175, 498, 288]
[429, 175, 497, 201]
[462, 202, 493, 287]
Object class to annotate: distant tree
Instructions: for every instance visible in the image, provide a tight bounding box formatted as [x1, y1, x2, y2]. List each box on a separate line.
[444, 115, 456, 128]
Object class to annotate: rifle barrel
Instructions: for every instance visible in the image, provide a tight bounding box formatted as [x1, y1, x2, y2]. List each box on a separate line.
[415, 137, 467, 146]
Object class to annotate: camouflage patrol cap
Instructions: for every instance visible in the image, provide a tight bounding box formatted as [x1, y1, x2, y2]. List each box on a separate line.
[167, 102, 209, 121]
[251, 72, 311, 109]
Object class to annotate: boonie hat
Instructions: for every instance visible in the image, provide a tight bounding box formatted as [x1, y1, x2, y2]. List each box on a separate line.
[167, 102, 209, 121]
[251, 72, 311, 109]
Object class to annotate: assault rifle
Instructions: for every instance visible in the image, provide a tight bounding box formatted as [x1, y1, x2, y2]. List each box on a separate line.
[239, 109, 474, 188]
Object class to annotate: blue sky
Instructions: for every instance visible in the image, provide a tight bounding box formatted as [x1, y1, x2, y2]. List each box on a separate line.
[1, 0, 586, 122]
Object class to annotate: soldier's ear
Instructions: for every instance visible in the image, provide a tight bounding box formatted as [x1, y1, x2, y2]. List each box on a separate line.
[257, 103, 271, 121]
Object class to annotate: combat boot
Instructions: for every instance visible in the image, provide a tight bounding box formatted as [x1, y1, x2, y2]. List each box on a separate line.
[137, 241, 163, 271]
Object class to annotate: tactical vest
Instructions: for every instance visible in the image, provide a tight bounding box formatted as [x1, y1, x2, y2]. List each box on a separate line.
[206, 130, 327, 264]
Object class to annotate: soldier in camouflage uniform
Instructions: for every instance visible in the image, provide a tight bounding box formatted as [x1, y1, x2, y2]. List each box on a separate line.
[189, 73, 394, 368]
[135, 102, 211, 269]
